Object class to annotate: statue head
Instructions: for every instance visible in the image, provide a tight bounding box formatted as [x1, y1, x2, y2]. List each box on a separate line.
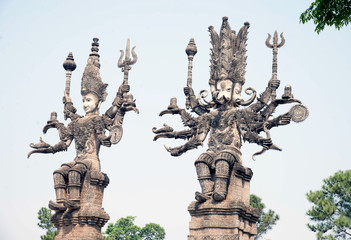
[83, 93, 101, 115]
[215, 80, 233, 104]
[213, 79, 244, 107]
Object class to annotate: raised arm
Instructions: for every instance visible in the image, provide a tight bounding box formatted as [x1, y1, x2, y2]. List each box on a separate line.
[104, 84, 130, 120]
[63, 92, 80, 121]
[248, 79, 280, 113]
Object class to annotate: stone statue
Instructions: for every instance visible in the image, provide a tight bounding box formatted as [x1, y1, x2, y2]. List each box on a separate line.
[28, 38, 138, 240]
[153, 17, 308, 239]
[154, 17, 308, 203]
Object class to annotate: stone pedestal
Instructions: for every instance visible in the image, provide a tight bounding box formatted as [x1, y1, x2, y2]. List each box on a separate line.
[188, 162, 260, 240]
[52, 171, 110, 240]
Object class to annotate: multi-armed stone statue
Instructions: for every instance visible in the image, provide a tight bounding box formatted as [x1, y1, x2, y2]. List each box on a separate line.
[153, 17, 308, 240]
[29, 38, 138, 240]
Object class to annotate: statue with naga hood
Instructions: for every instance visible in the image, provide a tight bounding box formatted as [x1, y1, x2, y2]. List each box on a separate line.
[28, 38, 138, 237]
[153, 17, 308, 203]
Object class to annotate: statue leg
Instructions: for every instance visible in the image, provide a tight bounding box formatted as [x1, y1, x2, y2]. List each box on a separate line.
[54, 172, 67, 203]
[194, 153, 214, 202]
[213, 160, 230, 201]
[68, 170, 81, 201]
[64, 162, 89, 210]
[64, 169, 82, 209]
[49, 168, 68, 211]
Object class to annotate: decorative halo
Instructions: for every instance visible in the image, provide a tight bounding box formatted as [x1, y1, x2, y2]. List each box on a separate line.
[289, 104, 309, 123]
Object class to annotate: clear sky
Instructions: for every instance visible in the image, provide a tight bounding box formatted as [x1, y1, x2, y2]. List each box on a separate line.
[0, 0, 350, 239]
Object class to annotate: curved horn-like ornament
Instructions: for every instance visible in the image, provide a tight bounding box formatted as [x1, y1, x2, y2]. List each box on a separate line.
[197, 90, 215, 109]
[277, 33, 285, 48]
[265, 33, 273, 48]
[238, 87, 257, 106]
[117, 50, 124, 68]
[197, 90, 210, 104]
[129, 46, 138, 65]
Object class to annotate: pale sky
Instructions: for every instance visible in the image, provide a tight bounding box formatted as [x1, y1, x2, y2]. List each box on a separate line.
[1, 0, 350, 239]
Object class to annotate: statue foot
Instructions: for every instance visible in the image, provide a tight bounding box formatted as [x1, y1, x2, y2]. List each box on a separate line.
[213, 192, 226, 201]
[195, 191, 211, 202]
[63, 199, 80, 210]
[48, 200, 67, 211]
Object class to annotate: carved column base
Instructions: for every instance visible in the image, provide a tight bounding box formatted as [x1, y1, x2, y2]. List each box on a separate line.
[52, 171, 110, 240]
[188, 200, 259, 240]
[188, 162, 259, 240]
[54, 224, 103, 240]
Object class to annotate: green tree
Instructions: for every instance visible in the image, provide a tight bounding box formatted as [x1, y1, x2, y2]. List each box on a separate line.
[104, 216, 165, 240]
[140, 223, 166, 240]
[250, 194, 280, 240]
[300, 0, 351, 33]
[306, 170, 351, 240]
[37, 207, 57, 240]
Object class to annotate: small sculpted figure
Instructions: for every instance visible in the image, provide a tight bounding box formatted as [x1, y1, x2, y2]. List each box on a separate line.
[29, 38, 138, 211]
[153, 17, 308, 202]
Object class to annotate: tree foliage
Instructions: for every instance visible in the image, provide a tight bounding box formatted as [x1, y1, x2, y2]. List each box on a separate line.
[306, 170, 351, 240]
[37, 207, 57, 240]
[104, 216, 165, 240]
[250, 194, 280, 240]
[300, 0, 351, 33]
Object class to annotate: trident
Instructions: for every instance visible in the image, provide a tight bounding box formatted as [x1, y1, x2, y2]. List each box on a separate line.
[265, 31, 285, 101]
[117, 38, 138, 86]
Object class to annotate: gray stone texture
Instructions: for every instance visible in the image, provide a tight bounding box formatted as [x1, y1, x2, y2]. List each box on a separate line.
[28, 38, 138, 240]
[188, 162, 259, 240]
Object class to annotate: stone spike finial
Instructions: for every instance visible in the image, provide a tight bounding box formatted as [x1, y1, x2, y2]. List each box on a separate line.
[63, 52, 77, 102]
[63, 52, 77, 72]
[90, 37, 100, 57]
[186, 38, 197, 58]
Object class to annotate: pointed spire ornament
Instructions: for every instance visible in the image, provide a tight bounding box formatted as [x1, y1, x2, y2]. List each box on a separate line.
[81, 38, 108, 102]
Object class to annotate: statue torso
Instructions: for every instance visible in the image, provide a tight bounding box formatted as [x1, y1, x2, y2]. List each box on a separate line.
[207, 108, 241, 152]
[69, 114, 105, 157]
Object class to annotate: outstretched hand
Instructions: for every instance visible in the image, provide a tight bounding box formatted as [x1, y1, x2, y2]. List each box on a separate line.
[28, 138, 53, 158]
[63, 91, 72, 103]
[268, 79, 280, 89]
[183, 87, 194, 96]
[100, 135, 112, 147]
[277, 113, 291, 126]
[164, 145, 184, 157]
[29, 137, 50, 149]
[119, 84, 130, 94]
[260, 137, 273, 150]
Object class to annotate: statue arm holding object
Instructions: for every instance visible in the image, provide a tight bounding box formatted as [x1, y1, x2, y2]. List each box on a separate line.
[184, 87, 206, 115]
[248, 79, 280, 113]
[28, 137, 72, 158]
[63, 92, 80, 120]
[265, 112, 291, 129]
[242, 130, 272, 150]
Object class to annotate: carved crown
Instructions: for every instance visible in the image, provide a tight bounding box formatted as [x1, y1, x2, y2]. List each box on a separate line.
[81, 38, 108, 102]
[208, 17, 250, 88]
